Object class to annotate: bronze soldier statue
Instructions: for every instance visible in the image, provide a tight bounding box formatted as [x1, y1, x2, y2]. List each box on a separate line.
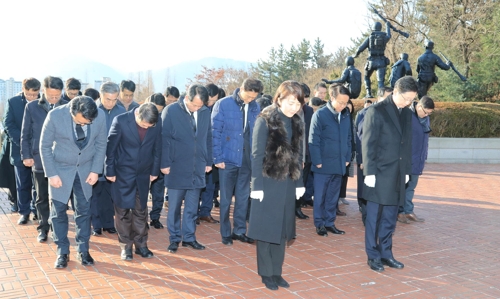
[354, 22, 391, 98]
[416, 40, 450, 98]
[322, 56, 362, 99]
[389, 53, 412, 88]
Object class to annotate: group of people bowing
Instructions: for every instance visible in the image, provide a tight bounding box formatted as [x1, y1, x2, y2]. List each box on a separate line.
[1, 74, 432, 290]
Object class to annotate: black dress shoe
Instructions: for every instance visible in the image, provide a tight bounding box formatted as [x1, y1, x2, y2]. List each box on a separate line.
[213, 198, 220, 208]
[336, 210, 347, 216]
[302, 199, 314, 207]
[17, 214, 29, 225]
[121, 249, 133, 261]
[325, 226, 345, 235]
[103, 227, 117, 234]
[272, 275, 290, 288]
[168, 242, 179, 253]
[381, 258, 404, 269]
[37, 230, 48, 243]
[261, 276, 278, 290]
[182, 240, 206, 250]
[92, 228, 102, 236]
[77, 251, 95, 266]
[231, 233, 254, 244]
[295, 207, 309, 219]
[199, 216, 220, 223]
[135, 247, 154, 258]
[222, 237, 233, 246]
[367, 258, 384, 272]
[316, 226, 328, 236]
[150, 219, 164, 229]
[55, 254, 69, 269]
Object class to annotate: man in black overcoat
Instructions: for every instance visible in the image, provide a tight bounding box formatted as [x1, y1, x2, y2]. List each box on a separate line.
[362, 76, 416, 272]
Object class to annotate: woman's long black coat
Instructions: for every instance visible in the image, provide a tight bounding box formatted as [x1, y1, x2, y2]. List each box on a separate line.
[248, 109, 303, 244]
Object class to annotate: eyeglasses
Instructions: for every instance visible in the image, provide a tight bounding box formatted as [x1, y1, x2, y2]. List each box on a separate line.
[420, 105, 433, 116]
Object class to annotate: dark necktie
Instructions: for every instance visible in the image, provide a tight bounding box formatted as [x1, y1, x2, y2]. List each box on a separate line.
[76, 125, 85, 141]
[190, 112, 196, 133]
[49, 104, 54, 110]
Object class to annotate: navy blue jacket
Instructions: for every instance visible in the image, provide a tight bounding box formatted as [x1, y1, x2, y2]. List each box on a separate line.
[409, 102, 430, 175]
[20, 96, 68, 173]
[161, 99, 212, 189]
[211, 88, 260, 167]
[355, 106, 369, 164]
[309, 101, 352, 175]
[105, 108, 162, 209]
[3, 93, 38, 166]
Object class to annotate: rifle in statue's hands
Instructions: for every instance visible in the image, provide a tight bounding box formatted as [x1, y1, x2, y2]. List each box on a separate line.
[439, 51, 467, 82]
[369, 4, 410, 38]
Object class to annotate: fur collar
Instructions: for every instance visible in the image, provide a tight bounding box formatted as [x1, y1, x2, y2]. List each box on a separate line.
[260, 106, 303, 181]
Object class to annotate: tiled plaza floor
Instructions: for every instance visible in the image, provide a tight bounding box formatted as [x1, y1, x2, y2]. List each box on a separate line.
[1, 163, 499, 298]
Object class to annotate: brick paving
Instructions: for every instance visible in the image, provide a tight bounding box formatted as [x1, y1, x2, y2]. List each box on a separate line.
[1, 163, 499, 298]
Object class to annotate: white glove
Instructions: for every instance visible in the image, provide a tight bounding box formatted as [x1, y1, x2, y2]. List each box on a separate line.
[296, 187, 305, 200]
[405, 175, 410, 184]
[250, 190, 264, 202]
[364, 175, 376, 188]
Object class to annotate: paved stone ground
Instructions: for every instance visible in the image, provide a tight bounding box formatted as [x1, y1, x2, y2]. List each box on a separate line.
[1, 163, 499, 298]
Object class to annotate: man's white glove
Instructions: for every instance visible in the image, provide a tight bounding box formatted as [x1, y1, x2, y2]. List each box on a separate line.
[296, 187, 305, 200]
[250, 190, 264, 202]
[364, 175, 376, 188]
[405, 175, 410, 184]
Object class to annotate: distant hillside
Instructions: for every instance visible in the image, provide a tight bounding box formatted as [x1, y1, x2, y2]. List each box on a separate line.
[149, 57, 252, 92]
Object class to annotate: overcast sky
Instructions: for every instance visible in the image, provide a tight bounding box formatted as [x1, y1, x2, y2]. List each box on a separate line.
[0, 0, 370, 78]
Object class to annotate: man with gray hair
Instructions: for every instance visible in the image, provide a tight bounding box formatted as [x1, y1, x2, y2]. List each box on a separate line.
[90, 82, 125, 236]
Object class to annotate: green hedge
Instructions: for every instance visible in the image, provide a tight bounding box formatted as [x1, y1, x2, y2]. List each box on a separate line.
[352, 101, 500, 138]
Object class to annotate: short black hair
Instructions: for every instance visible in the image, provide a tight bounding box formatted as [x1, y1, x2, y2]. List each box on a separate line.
[165, 86, 180, 98]
[301, 83, 311, 98]
[137, 102, 159, 124]
[43, 76, 64, 90]
[66, 77, 81, 90]
[242, 78, 263, 93]
[187, 84, 209, 105]
[420, 96, 435, 109]
[22, 77, 41, 91]
[70, 96, 99, 121]
[328, 83, 350, 99]
[120, 80, 136, 92]
[205, 83, 219, 98]
[377, 86, 393, 97]
[83, 88, 100, 101]
[256, 96, 272, 111]
[146, 93, 166, 107]
[218, 88, 226, 99]
[394, 76, 418, 94]
[310, 97, 325, 107]
[314, 82, 327, 91]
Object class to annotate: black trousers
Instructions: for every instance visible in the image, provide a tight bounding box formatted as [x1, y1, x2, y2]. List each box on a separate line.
[33, 172, 50, 232]
[256, 213, 287, 277]
[114, 191, 148, 250]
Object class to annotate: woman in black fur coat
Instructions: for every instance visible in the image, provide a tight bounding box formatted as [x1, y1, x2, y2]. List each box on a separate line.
[247, 81, 305, 291]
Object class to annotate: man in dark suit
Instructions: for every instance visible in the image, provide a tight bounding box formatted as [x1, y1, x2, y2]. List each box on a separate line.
[161, 84, 212, 253]
[40, 96, 107, 269]
[106, 103, 161, 261]
[3, 77, 41, 224]
[90, 82, 125, 236]
[362, 76, 416, 272]
[21, 76, 68, 242]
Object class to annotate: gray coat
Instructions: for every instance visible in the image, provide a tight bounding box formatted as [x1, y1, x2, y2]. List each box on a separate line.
[40, 105, 107, 203]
